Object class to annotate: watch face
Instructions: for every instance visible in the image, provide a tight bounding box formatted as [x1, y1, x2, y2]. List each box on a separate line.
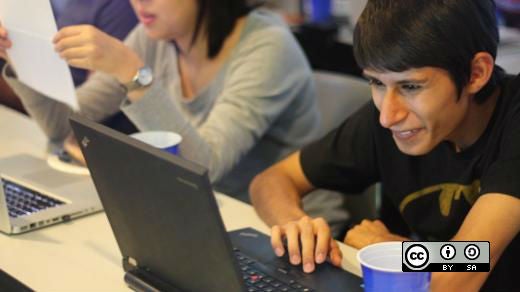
[137, 67, 153, 86]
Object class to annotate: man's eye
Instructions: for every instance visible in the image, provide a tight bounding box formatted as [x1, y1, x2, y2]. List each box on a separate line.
[368, 79, 384, 87]
[402, 84, 422, 91]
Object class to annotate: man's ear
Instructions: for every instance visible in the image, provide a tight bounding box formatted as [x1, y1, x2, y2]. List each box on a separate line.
[466, 52, 495, 95]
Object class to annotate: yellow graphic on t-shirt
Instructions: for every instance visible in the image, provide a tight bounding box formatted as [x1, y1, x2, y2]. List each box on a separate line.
[399, 180, 480, 217]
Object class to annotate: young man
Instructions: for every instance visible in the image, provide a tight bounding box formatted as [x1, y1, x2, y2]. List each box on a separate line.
[249, 0, 520, 291]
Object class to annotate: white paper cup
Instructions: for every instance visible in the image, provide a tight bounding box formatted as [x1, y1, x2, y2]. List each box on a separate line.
[130, 131, 182, 155]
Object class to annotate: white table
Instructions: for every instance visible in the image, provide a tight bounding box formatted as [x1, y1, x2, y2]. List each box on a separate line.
[0, 105, 47, 159]
[0, 105, 361, 292]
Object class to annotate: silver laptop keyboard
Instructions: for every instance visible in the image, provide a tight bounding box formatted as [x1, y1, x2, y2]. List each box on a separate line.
[2, 179, 65, 218]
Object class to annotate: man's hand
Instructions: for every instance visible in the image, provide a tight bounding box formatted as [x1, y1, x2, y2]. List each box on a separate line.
[53, 25, 143, 84]
[271, 216, 342, 273]
[343, 219, 408, 249]
[249, 152, 339, 273]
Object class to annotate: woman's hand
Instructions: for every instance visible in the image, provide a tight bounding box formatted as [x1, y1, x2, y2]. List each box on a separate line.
[0, 21, 12, 61]
[63, 134, 86, 166]
[53, 25, 143, 84]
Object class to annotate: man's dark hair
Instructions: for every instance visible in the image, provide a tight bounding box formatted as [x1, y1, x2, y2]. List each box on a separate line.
[353, 0, 504, 103]
[192, 0, 251, 59]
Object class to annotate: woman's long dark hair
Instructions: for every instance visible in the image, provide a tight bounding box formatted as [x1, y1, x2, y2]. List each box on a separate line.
[191, 0, 252, 59]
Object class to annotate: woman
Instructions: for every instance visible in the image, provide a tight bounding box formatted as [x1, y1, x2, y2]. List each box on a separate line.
[0, 0, 320, 201]
[0, 0, 138, 113]
[496, 0, 520, 28]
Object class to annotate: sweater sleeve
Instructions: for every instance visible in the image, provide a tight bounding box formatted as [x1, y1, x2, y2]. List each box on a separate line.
[1, 26, 145, 142]
[122, 25, 314, 182]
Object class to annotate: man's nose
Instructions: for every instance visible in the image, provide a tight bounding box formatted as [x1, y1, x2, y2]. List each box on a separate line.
[378, 90, 408, 129]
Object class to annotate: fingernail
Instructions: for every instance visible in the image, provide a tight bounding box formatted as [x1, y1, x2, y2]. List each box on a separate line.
[316, 252, 325, 263]
[335, 255, 343, 265]
[304, 263, 314, 273]
[275, 248, 284, 257]
[291, 255, 300, 264]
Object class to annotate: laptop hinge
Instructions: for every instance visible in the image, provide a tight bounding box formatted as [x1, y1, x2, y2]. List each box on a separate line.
[0, 178, 12, 233]
[122, 258, 184, 292]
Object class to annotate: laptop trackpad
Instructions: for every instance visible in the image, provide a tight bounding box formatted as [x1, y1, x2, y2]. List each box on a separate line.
[22, 168, 83, 189]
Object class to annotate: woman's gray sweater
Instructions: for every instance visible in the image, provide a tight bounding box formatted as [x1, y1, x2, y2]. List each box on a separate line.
[4, 9, 320, 201]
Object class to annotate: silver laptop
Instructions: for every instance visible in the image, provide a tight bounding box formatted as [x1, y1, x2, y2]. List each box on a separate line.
[0, 154, 102, 234]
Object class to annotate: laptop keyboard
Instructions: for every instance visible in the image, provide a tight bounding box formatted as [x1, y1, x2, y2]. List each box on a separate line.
[234, 248, 314, 292]
[2, 179, 65, 218]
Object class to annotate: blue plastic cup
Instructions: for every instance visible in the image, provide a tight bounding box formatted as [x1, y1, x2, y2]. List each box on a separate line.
[309, 0, 332, 22]
[130, 131, 182, 155]
[357, 242, 431, 292]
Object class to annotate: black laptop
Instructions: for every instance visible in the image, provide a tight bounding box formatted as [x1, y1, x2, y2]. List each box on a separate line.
[70, 115, 363, 292]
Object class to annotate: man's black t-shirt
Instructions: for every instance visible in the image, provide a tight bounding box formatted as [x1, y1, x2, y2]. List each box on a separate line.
[300, 74, 520, 291]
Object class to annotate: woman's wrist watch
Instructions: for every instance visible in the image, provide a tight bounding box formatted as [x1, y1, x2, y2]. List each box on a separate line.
[121, 66, 153, 92]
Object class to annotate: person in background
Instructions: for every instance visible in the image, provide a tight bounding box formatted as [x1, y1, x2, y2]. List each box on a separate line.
[0, 0, 320, 203]
[0, 62, 22, 112]
[51, 0, 139, 86]
[0, 0, 137, 113]
[496, 0, 520, 28]
[249, 0, 520, 291]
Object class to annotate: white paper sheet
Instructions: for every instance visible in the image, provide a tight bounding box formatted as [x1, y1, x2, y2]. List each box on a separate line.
[0, 0, 78, 109]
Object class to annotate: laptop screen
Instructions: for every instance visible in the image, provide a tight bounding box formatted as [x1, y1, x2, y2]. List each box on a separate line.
[70, 115, 244, 292]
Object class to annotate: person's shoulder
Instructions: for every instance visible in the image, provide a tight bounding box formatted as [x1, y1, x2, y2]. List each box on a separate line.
[506, 72, 520, 89]
[225, 8, 310, 82]
[246, 8, 288, 29]
[492, 73, 520, 143]
[505, 72, 520, 84]
[232, 8, 304, 69]
[501, 73, 520, 109]
[504, 72, 520, 87]
[240, 8, 295, 47]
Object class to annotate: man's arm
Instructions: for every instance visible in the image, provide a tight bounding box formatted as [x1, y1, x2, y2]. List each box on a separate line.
[430, 193, 520, 292]
[342, 194, 519, 291]
[249, 151, 342, 272]
[250, 151, 311, 226]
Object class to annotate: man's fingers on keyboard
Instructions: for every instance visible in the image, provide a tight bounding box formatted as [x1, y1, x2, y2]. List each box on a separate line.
[299, 217, 316, 273]
[315, 229, 331, 264]
[271, 225, 285, 257]
[285, 223, 301, 265]
[329, 239, 343, 266]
